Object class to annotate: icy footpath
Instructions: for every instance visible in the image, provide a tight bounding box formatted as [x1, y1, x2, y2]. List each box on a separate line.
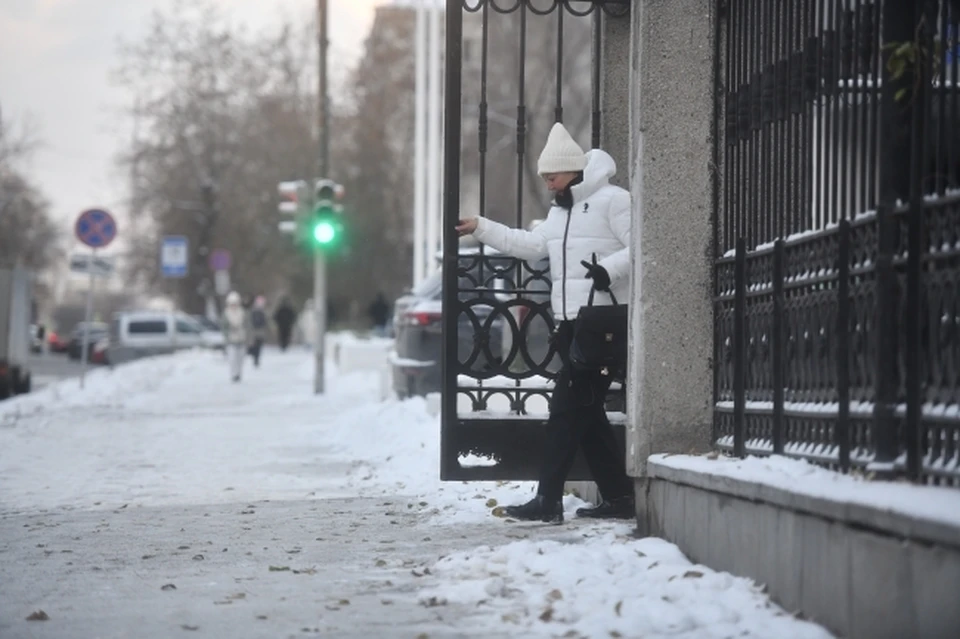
[0, 346, 832, 638]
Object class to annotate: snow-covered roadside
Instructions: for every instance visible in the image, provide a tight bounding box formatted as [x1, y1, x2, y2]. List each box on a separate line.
[0, 345, 833, 638]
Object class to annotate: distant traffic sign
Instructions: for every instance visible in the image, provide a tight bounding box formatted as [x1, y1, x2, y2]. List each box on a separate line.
[75, 209, 117, 249]
[70, 253, 114, 278]
[161, 236, 189, 278]
[209, 248, 231, 272]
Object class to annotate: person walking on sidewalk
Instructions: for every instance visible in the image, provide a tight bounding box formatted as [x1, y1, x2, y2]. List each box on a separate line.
[249, 295, 268, 367]
[273, 297, 297, 351]
[455, 122, 634, 523]
[222, 291, 252, 382]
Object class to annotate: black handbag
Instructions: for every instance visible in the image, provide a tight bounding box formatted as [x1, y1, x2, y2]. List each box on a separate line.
[569, 274, 628, 377]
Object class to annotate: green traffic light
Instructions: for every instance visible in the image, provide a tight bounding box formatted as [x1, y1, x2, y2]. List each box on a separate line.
[313, 220, 337, 245]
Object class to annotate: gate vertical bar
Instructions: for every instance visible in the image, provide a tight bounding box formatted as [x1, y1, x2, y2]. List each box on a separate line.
[516, 3, 527, 229]
[773, 239, 785, 454]
[555, 9, 564, 123]
[440, 0, 463, 481]
[477, 1, 490, 302]
[734, 237, 747, 457]
[592, 7, 602, 148]
[837, 219, 851, 471]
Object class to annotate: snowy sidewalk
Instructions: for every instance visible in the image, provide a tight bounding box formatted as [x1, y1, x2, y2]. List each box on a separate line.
[0, 346, 832, 638]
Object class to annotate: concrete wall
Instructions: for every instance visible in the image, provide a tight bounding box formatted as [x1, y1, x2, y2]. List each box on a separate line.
[646, 460, 960, 639]
[625, 0, 716, 525]
[600, 8, 632, 190]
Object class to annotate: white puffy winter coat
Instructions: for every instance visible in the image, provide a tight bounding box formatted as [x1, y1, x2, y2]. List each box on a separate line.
[473, 149, 630, 321]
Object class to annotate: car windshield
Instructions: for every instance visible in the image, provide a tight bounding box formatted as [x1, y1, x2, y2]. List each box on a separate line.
[192, 316, 220, 331]
[73, 323, 108, 336]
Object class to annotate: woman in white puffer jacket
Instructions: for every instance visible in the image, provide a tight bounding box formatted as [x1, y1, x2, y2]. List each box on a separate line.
[456, 122, 634, 524]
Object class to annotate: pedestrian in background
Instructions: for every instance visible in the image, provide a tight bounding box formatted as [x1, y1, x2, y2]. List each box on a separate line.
[222, 291, 252, 382]
[274, 297, 297, 351]
[368, 292, 390, 337]
[456, 122, 634, 523]
[249, 295, 268, 367]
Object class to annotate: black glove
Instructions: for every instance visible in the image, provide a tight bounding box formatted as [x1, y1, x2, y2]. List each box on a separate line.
[581, 259, 611, 291]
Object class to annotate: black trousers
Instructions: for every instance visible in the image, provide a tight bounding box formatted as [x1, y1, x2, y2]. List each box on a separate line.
[537, 321, 633, 503]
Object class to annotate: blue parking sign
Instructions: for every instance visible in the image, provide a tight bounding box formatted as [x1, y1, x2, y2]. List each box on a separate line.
[161, 236, 189, 278]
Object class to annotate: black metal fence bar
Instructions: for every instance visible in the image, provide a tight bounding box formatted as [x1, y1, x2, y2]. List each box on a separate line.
[714, 0, 960, 487]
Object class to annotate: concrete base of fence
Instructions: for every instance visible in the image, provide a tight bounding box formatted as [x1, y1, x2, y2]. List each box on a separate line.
[642, 461, 960, 639]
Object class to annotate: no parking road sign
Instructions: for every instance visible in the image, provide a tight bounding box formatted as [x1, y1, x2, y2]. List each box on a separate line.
[75, 208, 117, 249]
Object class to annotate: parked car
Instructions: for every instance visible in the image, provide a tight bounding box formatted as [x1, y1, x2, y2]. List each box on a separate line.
[107, 311, 218, 365]
[391, 250, 553, 398]
[47, 329, 68, 353]
[66, 322, 110, 362]
[191, 315, 226, 350]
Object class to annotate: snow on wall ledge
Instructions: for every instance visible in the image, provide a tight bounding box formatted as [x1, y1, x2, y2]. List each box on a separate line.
[647, 453, 960, 548]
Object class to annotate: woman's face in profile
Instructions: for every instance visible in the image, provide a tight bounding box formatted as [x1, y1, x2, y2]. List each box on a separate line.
[541, 172, 578, 193]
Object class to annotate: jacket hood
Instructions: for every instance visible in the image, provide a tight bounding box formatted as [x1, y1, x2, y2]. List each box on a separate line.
[570, 149, 616, 203]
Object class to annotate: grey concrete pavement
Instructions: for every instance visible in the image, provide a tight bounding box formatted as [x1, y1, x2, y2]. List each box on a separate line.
[24, 354, 89, 391]
[0, 495, 589, 639]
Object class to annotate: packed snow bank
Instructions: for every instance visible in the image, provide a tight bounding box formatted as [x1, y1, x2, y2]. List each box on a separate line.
[651, 453, 960, 531]
[416, 524, 831, 639]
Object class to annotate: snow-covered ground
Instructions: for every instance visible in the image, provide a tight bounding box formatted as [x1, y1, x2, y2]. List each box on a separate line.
[0, 344, 832, 638]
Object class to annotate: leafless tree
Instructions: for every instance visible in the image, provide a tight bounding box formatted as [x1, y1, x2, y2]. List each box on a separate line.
[114, 0, 320, 314]
[0, 106, 61, 278]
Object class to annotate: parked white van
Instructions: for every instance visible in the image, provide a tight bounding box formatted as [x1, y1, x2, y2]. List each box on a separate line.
[107, 311, 223, 365]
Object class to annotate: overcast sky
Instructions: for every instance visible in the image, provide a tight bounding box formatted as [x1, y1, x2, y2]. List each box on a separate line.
[0, 0, 385, 239]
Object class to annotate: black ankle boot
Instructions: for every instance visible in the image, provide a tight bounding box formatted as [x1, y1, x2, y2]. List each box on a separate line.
[504, 495, 563, 523]
[575, 495, 635, 519]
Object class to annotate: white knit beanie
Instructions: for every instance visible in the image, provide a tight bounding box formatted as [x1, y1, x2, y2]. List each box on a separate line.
[537, 122, 586, 175]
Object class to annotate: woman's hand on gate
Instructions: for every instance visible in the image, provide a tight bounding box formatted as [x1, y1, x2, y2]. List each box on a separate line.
[455, 218, 479, 236]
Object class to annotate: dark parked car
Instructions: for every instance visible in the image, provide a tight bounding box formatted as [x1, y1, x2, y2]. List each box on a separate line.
[66, 322, 109, 362]
[390, 253, 553, 398]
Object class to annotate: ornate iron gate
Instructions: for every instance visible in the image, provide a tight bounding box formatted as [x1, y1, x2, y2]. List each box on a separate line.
[714, 0, 960, 486]
[440, 0, 630, 481]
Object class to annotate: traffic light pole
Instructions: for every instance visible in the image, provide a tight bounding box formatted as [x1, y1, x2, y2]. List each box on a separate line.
[315, 0, 329, 395]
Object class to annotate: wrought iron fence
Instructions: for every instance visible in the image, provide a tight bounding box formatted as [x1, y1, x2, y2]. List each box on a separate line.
[714, 0, 960, 486]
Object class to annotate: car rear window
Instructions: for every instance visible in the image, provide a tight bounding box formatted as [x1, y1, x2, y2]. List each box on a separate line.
[127, 320, 168, 335]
